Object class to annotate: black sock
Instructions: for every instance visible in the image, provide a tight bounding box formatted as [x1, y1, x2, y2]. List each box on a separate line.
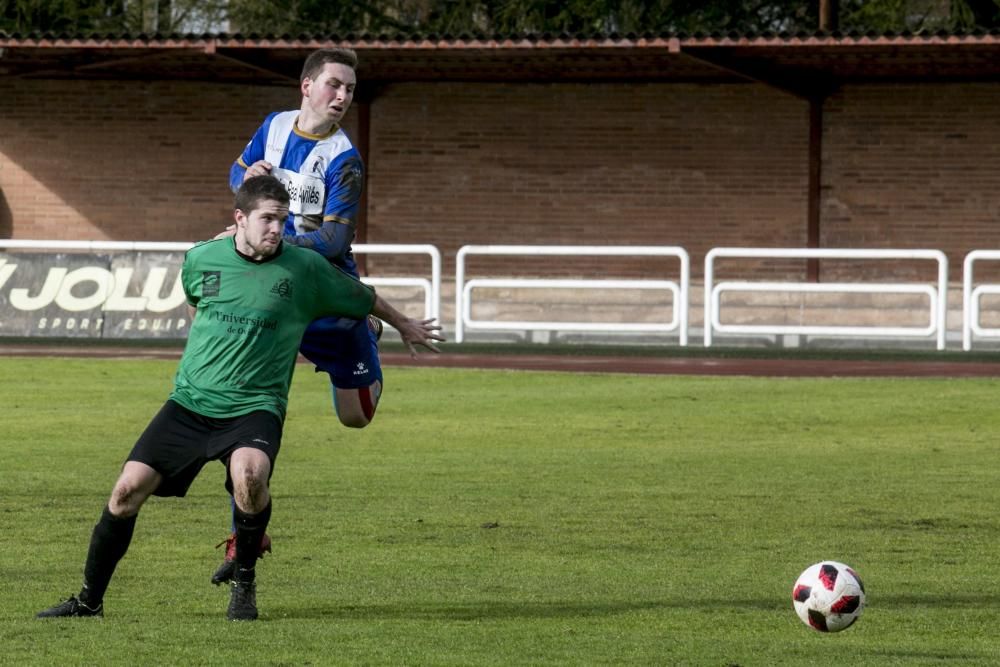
[80, 506, 137, 607]
[233, 501, 271, 583]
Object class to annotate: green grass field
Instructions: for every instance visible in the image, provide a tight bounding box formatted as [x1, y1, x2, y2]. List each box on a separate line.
[4, 356, 1000, 665]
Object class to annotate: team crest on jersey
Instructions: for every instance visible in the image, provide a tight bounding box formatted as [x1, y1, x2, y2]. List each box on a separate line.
[345, 160, 362, 186]
[270, 278, 293, 299]
[202, 271, 221, 296]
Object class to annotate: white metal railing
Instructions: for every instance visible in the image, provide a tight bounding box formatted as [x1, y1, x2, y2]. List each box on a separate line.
[8, 241, 990, 350]
[962, 250, 1000, 351]
[455, 245, 689, 344]
[0, 240, 193, 251]
[361, 277, 433, 324]
[704, 248, 949, 350]
[0, 240, 442, 330]
[353, 243, 442, 324]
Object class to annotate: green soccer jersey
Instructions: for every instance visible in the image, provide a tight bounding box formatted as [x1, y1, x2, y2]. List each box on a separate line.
[170, 238, 375, 419]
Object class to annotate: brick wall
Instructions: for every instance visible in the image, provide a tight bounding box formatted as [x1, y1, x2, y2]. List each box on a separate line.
[2, 76, 998, 287]
[0, 79, 306, 241]
[821, 83, 1000, 282]
[366, 81, 810, 280]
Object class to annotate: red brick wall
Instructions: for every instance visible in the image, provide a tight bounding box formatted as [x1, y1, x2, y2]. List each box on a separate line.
[0, 79, 306, 241]
[821, 83, 1000, 282]
[366, 82, 809, 279]
[2, 77, 999, 284]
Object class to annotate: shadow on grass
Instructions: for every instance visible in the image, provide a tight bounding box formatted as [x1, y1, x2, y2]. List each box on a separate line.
[262, 597, 785, 621]
[236, 590, 1000, 622]
[861, 649, 985, 662]
[873, 591, 1000, 608]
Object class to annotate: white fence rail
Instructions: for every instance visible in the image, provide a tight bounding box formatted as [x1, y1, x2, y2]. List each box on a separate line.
[455, 245, 689, 344]
[704, 248, 949, 350]
[14, 241, 1000, 351]
[962, 250, 1000, 351]
[353, 243, 442, 325]
[0, 240, 441, 338]
[0, 240, 193, 251]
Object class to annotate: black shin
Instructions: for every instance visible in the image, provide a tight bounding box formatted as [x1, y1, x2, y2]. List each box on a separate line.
[232, 501, 272, 583]
[80, 506, 137, 606]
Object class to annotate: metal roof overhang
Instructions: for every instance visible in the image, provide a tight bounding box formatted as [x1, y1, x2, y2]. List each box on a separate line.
[1, 34, 999, 96]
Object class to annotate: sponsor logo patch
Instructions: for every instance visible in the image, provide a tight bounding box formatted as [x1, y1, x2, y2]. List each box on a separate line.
[202, 271, 221, 296]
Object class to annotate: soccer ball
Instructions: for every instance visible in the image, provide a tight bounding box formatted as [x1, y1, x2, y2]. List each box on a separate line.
[792, 561, 866, 632]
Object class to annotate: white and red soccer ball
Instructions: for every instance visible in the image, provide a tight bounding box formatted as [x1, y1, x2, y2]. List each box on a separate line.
[792, 561, 866, 632]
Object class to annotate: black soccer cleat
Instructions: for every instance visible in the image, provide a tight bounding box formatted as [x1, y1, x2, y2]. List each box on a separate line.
[227, 581, 258, 621]
[36, 595, 103, 619]
[212, 559, 237, 586]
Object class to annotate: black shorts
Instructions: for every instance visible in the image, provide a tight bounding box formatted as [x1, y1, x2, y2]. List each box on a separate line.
[126, 400, 283, 498]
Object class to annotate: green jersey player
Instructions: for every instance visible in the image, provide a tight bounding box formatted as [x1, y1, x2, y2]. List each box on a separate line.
[36, 175, 443, 621]
[172, 213, 373, 421]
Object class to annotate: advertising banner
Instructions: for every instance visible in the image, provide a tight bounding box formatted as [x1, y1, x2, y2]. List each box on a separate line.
[0, 251, 189, 339]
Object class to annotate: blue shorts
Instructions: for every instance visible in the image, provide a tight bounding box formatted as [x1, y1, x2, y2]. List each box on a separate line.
[299, 315, 382, 389]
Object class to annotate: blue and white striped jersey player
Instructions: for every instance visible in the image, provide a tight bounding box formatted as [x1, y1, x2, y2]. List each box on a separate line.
[215, 48, 412, 584]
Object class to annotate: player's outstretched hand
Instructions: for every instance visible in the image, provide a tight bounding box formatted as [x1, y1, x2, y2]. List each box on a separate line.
[371, 296, 444, 358]
[396, 318, 445, 358]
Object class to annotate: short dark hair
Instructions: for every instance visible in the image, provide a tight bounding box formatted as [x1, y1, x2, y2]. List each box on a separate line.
[235, 175, 290, 213]
[301, 48, 358, 82]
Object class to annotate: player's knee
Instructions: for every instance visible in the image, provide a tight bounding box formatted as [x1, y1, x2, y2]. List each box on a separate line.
[232, 465, 265, 495]
[109, 461, 157, 516]
[333, 384, 380, 428]
[232, 467, 269, 511]
[109, 483, 143, 517]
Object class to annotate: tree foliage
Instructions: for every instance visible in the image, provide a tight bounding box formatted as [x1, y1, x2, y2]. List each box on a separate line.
[838, 0, 1000, 32]
[0, 0, 228, 34]
[2, 0, 998, 36]
[227, 0, 822, 35]
[224, 0, 1000, 35]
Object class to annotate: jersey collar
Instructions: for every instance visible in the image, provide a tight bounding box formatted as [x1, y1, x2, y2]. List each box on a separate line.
[293, 118, 339, 140]
[233, 238, 284, 264]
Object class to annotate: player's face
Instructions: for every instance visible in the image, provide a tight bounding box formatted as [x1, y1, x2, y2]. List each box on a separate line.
[302, 62, 356, 128]
[234, 198, 288, 259]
